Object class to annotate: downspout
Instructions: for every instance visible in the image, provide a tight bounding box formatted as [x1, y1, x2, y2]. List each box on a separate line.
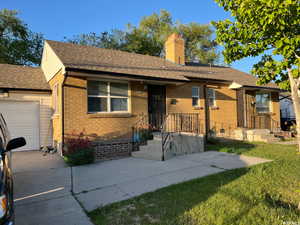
[61, 73, 67, 154]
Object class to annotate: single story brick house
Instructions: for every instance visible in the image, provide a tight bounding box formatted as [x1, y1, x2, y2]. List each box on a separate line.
[0, 33, 281, 158]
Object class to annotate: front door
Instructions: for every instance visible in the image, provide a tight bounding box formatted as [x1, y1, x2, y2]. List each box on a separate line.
[148, 85, 166, 130]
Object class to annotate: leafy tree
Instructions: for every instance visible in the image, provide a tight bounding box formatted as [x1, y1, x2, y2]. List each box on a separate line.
[65, 30, 126, 50]
[67, 10, 220, 64]
[122, 28, 162, 56]
[0, 9, 44, 65]
[213, 0, 300, 150]
[178, 23, 219, 64]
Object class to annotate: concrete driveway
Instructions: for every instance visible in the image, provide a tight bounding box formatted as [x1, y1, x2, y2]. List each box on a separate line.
[13, 151, 93, 225]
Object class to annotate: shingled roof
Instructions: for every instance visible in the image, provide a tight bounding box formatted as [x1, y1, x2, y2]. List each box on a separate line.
[46, 40, 278, 89]
[0, 64, 50, 91]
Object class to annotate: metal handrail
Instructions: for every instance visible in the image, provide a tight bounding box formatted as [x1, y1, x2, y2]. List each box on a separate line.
[160, 114, 171, 161]
[131, 113, 151, 151]
[160, 113, 201, 161]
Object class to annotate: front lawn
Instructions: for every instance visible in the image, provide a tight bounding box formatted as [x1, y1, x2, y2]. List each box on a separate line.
[89, 141, 300, 225]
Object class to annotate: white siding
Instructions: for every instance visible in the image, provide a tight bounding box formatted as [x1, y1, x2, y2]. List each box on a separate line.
[0, 91, 53, 148]
[41, 41, 65, 82]
[0, 101, 40, 151]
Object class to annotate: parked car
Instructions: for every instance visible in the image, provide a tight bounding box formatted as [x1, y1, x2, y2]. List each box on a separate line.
[0, 114, 26, 225]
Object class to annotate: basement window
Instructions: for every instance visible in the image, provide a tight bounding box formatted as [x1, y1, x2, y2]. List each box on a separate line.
[256, 93, 270, 113]
[88, 80, 129, 113]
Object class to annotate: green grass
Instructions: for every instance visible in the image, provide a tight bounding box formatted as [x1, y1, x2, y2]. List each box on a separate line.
[89, 141, 300, 225]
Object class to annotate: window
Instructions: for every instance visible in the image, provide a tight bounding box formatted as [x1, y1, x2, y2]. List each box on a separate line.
[87, 80, 129, 113]
[53, 83, 59, 114]
[192, 87, 201, 107]
[207, 88, 216, 107]
[256, 93, 270, 113]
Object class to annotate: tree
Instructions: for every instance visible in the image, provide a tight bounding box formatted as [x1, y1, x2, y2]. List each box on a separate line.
[0, 9, 44, 66]
[65, 30, 126, 50]
[67, 10, 220, 64]
[212, 0, 300, 151]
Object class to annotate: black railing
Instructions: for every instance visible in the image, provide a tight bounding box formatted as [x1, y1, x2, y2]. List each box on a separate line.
[132, 113, 152, 152]
[162, 113, 202, 134]
[161, 114, 171, 161]
[208, 120, 236, 138]
[149, 113, 165, 131]
[161, 113, 201, 161]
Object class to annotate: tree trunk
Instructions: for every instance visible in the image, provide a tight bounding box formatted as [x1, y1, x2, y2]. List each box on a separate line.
[288, 69, 300, 152]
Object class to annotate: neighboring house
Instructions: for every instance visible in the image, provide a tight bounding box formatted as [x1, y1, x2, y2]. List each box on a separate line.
[280, 93, 295, 120]
[0, 64, 52, 151]
[0, 33, 281, 157]
[280, 93, 296, 131]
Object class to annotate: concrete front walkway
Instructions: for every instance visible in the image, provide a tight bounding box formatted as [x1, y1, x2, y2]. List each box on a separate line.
[13, 151, 93, 225]
[13, 150, 271, 224]
[73, 151, 271, 211]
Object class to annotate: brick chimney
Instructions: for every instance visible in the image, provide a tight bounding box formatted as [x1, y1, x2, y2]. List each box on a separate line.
[165, 33, 185, 65]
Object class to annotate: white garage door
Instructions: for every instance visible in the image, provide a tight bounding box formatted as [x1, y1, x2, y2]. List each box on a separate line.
[0, 101, 40, 151]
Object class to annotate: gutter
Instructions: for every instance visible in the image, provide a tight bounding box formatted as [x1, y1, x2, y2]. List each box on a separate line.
[0, 87, 51, 92]
[243, 85, 282, 91]
[65, 67, 189, 83]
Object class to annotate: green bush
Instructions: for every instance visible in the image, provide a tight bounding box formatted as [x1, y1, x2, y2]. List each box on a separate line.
[64, 148, 94, 166]
[63, 134, 95, 166]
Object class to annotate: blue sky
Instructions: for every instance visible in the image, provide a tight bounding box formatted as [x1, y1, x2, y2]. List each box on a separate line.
[2, 0, 260, 73]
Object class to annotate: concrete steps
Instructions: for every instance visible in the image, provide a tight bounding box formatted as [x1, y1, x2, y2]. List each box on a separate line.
[131, 132, 175, 161]
[244, 129, 282, 143]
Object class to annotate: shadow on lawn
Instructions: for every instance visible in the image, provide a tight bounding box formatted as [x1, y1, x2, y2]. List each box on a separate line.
[90, 140, 298, 225]
[206, 138, 257, 155]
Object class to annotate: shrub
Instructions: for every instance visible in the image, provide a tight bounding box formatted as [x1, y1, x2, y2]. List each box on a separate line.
[63, 133, 95, 166]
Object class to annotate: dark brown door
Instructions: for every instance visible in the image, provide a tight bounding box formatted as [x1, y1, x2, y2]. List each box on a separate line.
[245, 90, 256, 128]
[148, 85, 166, 130]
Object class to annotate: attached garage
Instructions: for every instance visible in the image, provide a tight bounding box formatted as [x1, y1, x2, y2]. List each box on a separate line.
[0, 101, 40, 151]
[0, 64, 52, 151]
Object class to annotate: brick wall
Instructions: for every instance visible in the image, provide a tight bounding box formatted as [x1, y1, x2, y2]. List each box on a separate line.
[209, 85, 238, 131]
[166, 82, 238, 133]
[93, 139, 132, 161]
[63, 75, 148, 141]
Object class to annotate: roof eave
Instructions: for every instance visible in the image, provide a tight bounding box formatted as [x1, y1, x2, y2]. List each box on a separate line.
[0, 87, 51, 92]
[184, 76, 233, 84]
[65, 67, 189, 83]
[243, 85, 282, 91]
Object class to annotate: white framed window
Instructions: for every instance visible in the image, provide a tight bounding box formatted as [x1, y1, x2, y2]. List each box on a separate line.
[87, 80, 129, 113]
[53, 83, 59, 114]
[207, 88, 216, 107]
[192, 86, 201, 107]
[256, 93, 270, 113]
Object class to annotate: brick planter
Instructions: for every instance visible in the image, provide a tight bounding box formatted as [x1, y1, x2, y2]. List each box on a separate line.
[92, 139, 132, 161]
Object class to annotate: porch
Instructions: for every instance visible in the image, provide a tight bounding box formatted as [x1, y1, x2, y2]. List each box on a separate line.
[131, 111, 281, 161]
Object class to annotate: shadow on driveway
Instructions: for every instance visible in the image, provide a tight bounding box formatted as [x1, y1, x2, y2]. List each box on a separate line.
[12, 150, 93, 225]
